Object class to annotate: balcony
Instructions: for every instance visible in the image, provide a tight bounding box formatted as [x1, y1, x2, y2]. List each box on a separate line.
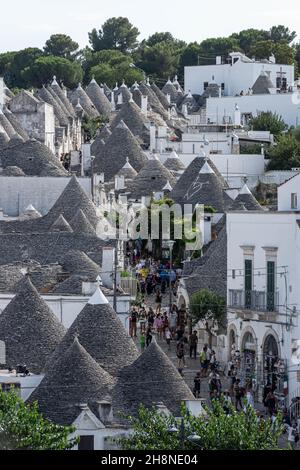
[228, 289, 279, 313]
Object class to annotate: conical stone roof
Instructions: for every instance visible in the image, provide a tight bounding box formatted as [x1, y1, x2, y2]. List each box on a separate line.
[86, 79, 112, 116]
[37, 86, 69, 127]
[170, 156, 229, 206]
[92, 121, 148, 181]
[28, 338, 114, 425]
[69, 84, 99, 118]
[252, 71, 275, 95]
[151, 82, 170, 109]
[230, 184, 263, 210]
[47, 85, 73, 120]
[50, 214, 74, 232]
[0, 129, 9, 149]
[70, 208, 96, 235]
[162, 79, 178, 103]
[116, 157, 138, 180]
[0, 276, 66, 374]
[45, 287, 139, 376]
[132, 87, 142, 108]
[0, 139, 68, 176]
[110, 99, 150, 141]
[50, 78, 76, 118]
[164, 151, 185, 173]
[139, 83, 167, 118]
[3, 106, 29, 140]
[0, 109, 16, 138]
[60, 249, 100, 277]
[45, 176, 99, 227]
[113, 339, 194, 419]
[128, 158, 177, 199]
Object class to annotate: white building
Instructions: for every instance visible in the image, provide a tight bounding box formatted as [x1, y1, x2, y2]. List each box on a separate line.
[185, 52, 294, 97]
[227, 176, 300, 403]
[206, 93, 300, 128]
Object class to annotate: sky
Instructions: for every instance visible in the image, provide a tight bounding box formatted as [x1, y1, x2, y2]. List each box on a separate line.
[0, 0, 300, 53]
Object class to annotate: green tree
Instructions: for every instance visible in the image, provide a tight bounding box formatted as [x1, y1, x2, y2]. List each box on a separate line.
[121, 402, 284, 450]
[267, 134, 300, 170]
[179, 42, 203, 71]
[273, 41, 296, 65]
[22, 55, 84, 88]
[145, 32, 177, 47]
[197, 37, 241, 64]
[0, 389, 77, 450]
[137, 41, 181, 80]
[292, 126, 300, 143]
[269, 25, 297, 44]
[8, 47, 43, 88]
[44, 34, 79, 60]
[89, 17, 140, 53]
[0, 51, 16, 86]
[249, 112, 288, 137]
[249, 40, 274, 60]
[230, 29, 270, 55]
[190, 289, 226, 347]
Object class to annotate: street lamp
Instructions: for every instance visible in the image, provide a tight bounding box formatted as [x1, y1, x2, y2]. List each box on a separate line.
[166, 240, 175, 313]
[168, 418, 202, 449]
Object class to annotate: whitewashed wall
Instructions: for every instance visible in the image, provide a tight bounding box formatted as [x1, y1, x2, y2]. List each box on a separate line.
[0, 176, 91, 216]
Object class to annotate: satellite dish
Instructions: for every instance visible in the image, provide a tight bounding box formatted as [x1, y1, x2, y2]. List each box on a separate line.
[291, 340, 300, 365]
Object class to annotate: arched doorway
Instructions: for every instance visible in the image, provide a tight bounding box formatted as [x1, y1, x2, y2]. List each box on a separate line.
[241, 331, 256, 387]
[263, 334, 281, 390]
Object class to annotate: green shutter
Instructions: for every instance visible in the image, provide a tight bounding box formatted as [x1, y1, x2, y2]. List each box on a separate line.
[267, 261, 275, 311]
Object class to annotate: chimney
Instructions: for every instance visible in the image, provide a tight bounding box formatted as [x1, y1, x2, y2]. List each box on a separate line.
[0, 77, 4, 110]
[110, 92, 116, 111]
[216, 56, 222, 65]
[166, 93, 171, 105]
[117, 93, 123, 105]
[234, 104, 241, 127]
[115, 174, 125, 190]
[101, 246, 115, 288]
[97, 400, 113, 424]
[182, 103, 188, 118]
[141, 95, 148, 115]
[150, 123, 156, 152]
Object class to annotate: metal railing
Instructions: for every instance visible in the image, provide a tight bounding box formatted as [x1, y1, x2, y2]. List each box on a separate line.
[229, 289, 279, 313]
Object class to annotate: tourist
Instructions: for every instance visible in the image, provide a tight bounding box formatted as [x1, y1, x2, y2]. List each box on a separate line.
[210, 349, 217, 371]
[165, 328, 172, 351]
[199, 347, 207, 377]
[287, 423, 299, 449]
[233, 379, 243, 411]
[193, 372, 201, 398]
[189, 330, 198, 359]
[146, 326, 153, 347]
[155, 288, 162, 314]
[176, 338, 185, 369]
[130, 308, 138, 338]
[265, 389, 277, 416]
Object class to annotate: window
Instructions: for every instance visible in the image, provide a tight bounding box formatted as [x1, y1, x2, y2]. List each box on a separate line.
[221, 83, 225, 90]
[232, 269, 236, 279]
[203, 82, 209, 91]
[291, 193, 298, 209]
[267, 261, 275, 312]
[78, 435, 94, 451]
[244, 259, 253, 309]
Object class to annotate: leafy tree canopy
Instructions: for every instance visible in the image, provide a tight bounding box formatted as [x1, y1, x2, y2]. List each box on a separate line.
[267, 134, 300, 170]
[22, 55, 84, 88]
[121, 402, 284, 450]
[0, 389, 77, 450]
[89, 17, 140, 53]
[44, 34, 79, 60]
[249, 111, 288, 137]
[190, 288, 226, 328]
